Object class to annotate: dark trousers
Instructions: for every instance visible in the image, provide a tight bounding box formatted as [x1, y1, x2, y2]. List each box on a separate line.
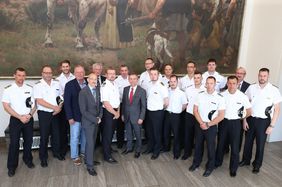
[58, 107, 69, 155]
[83, 123, 98, 169]
[7, 116, 33, 170]
[163, 111, 181, 157]
[146, 110, 164, 155]
[193, 124, 217, 170]
[242, 117, 270, 168]
[116, 103, 125, 147]
[183, 112, 196, 156]
[101, 109, 117, 160]
[216, 119, 241, 172]
[38, 111, 61, 161]
[125, 121, 142, 153]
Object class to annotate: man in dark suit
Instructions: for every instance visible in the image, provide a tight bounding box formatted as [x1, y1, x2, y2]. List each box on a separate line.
[79, 73, 103, 176]
[92, 62, 106, 147]
[122, 73, 147, 158]
[92, 63, 106, 87]
[235, 67, 250, 151]
[64, 65, 87, 166]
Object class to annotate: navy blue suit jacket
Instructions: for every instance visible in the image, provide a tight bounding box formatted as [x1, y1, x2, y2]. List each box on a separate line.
[64, 78, 87, 122]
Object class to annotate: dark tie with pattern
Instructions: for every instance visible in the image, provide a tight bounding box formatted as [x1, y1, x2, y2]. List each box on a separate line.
[129, 87, 134, 104]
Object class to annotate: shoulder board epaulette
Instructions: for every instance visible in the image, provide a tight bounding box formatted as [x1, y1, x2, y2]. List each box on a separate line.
[4, 84, 11, 89]
[35, 81, 40, 84]
[26, 84, 32, 87]
[187, 85, 193, 88]
[101, 82, 106, 87]
[160, 82, 164, 86]
[53, 79, 59, 82]
[217, 93, 223, 97]
[199, 90, 204, 93]
[273, 84, 278, 88]
[251, 82, 256, 85]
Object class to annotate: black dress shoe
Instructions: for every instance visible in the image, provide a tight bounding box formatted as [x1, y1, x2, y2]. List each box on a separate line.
[94, 161, 101, 166]
[8, 169, 15, 177]
[173, 155, 179, 160]
[239, 160, 250, 167]
[25, 162, 35, 169]
[105, 157, 118, 164]
[117, 144, 123, 149]
[87, 168, 97, 176]
[252, 167, 260, 174]
[189, 165, 198, 172]
[142, 150, 152, 155]
[230, 171, 237, 177]
[41, 160, 48, 168]
[151, 154, 159, 160]
[134, 152, 141, 158]
[203, 169, 213, 177]
[181, 153, 191, 160]
[54, 154, 65, 161]
[122, 149, 133, 154]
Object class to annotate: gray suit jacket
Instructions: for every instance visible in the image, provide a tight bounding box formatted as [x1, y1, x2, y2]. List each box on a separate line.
[78, 86, 103, 126]
[122, 85, 146, 124]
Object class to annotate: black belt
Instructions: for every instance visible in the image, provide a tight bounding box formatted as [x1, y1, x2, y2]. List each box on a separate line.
[224, 118, 240, 121]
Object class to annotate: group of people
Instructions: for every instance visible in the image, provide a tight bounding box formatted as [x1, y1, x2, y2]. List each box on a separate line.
[2, 58, 281, 179]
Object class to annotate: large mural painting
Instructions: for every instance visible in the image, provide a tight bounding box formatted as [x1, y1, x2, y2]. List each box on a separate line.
[0, 0, 245, 76]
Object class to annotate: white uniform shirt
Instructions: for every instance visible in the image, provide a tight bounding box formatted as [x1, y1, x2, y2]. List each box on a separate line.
[146, 81, 168, 111]
[185, 85, 206, 114]
[202, 71, 226, 92]
[166, 87, 187, 114]
[161, 76, 170, 88]
[138, 71, 162, 90]
[194, 90, 225, 122]
[100, 79, 120, 108]
[2, 83, 34, 115]
[222, 89, 251, 120]
[56, 72, 75, 94]
[179, 75, 194, 91]
[114, 75, 130, 101]
[33, 79, 62, 112]
[246, 83, 282, 119]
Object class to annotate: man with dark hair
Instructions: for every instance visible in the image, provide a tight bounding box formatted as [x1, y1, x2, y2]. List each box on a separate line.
[56, 59, 75, 157]
[215, 75, 251, 177]
[139, 58, 162, 90]
[239, 68, 282, 174]
[189, 76, 225, 177]
[161, 63, 173, 88]
[163, 75, 187, 159]
[64, 65, 87, 166]
[33, 65, 65, 168]
[179, 61, 196, 91]
[114, 64, 130, 149]
[183, 71, 205, 160]
[122, 73, 147, 158]
[144, 67, 168, 159]
[2, 68, 36, 177]
[100, 67, 120, 163]
[202, 59, 226, 92]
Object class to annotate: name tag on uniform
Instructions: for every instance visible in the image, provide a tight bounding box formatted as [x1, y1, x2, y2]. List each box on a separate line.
[154, 92, 158, 94]
[236, 102, 242, 105]
[24, 92, 30, 94]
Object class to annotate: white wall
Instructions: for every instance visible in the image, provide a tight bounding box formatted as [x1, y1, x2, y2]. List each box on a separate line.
[1, 0, 282, 141]
[238, 0, 282, 142]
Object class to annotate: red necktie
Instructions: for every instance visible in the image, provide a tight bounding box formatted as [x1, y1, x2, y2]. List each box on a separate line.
[129, 87, 134, 104]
